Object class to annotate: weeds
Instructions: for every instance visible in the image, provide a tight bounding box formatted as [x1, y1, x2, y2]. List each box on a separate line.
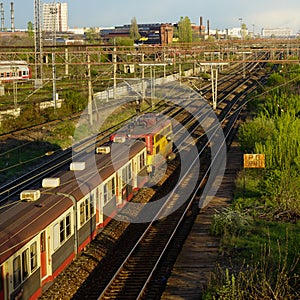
[204, 228, 300, 299]
[211, 208, 253, 237]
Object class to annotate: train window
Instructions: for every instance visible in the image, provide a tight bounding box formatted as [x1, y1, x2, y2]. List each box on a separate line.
[0, 73, 3, 77]
[103, 178, 116, 205]
[90, 193, 95, 216]
[41, 232, 46, 252]
[6, 72, 9, 77]
[103, 184, 108, 204]
[80, 202, 85, 226]
[156, 145, 160, 154]
[66, 214, 71, 237]
[30, 242, 37, 272]
[60, 219, 65, 243]
[121, 164, 132, 188]
[22, 249, 29, 280]
[85, 199, 89, 220]
[13, 256, 21, 288]
[139, 153, 145, 170]
[111, 178, 115, 195]
[53, 223, 59, 250]
[80, 198, 92, 226]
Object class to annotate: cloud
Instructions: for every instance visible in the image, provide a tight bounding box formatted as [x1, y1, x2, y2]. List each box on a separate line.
[248, 9, 299, 32]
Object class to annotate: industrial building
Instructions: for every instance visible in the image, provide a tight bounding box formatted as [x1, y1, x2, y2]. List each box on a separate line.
[100, 23, 174, 45]
[261, 28, 293, 38]
[43, 2, 68, 33]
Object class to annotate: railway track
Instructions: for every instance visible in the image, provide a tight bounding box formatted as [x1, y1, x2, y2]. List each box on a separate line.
[93, 78, 249, 299]
[1, 57, 270, 299]
[38, 59, 270, 299]
[0, 98, 173, 204]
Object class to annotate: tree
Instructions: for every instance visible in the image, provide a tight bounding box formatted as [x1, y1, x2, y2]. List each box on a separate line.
[27, 21, 34, 38]
[130, 17, 140, 41]
[85, 28, 99, 44]
[178, 16, 193, 43]
[241, 23, 247, 39]
[111, 37, 134, 46]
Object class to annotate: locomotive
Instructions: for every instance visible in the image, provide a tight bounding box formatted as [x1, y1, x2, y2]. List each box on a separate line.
[0, 113, 173, 300]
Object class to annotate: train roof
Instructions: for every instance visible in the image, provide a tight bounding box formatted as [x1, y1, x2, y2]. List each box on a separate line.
[113, 113, 171, 138]
[0, 60, 28, 66]
[0, 140, 145, 265]
[0, 192, 71, 265]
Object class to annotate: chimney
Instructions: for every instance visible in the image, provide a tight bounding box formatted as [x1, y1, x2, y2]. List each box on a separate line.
[0, 3, 4, 31]
[207, 19, 210, 36]
[199, 16, 203, 36]
[10, 1, 14, 32]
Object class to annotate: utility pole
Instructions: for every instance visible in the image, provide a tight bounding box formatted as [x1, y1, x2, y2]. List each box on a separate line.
[113, 43, 117, 99]
[87, 54, 93, 125]
[200, 62, 228, 110]
[34, 0, 43, 88]
[50, 1, 57, 112]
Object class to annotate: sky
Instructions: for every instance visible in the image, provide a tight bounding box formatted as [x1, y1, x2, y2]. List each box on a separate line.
[2, 0, 300, 34]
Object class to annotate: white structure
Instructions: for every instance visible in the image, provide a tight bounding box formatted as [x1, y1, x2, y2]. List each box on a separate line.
[43, 2, 68, 32]
[216, 27, 248, 39]
[261, 28, 292, 37]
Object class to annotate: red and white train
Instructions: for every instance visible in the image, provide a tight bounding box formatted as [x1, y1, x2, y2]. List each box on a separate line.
[0, 61, 31, 82]
[0, 113, 173, 300]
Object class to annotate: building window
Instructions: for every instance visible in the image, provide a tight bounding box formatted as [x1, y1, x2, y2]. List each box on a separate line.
[30, 242, 37, 272]
[13, 256, 21, 288]
[22, 249, 29, 280]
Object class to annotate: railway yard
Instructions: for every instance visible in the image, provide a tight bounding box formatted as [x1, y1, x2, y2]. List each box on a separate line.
[0, 40, 300, 300]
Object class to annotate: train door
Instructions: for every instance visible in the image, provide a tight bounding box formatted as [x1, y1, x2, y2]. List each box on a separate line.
[96, 186, 103, 226]
[121, 163, 133, 202]
[40, 231, 47, 279]
[0, 265, 4, 300]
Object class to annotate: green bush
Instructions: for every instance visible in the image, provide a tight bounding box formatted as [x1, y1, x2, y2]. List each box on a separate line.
[211, 208, 253, 237]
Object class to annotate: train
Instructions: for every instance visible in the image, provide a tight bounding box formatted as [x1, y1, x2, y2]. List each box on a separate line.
[110, 113, 173, 172]
[0, 113, 173, 300]
[0, 61, 31, 82]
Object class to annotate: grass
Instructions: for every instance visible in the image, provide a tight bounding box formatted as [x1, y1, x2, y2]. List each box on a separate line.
[204, 171, 300, 299]
[0, 99, 163, 185]
[0, 141, 59, 184]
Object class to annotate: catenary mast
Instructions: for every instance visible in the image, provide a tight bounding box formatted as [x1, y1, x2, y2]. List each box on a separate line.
[34, 0, 43, 87]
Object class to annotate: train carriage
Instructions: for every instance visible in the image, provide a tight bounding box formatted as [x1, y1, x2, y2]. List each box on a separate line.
[0, 61, 31, 82]
[0, 140, 147, 300]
